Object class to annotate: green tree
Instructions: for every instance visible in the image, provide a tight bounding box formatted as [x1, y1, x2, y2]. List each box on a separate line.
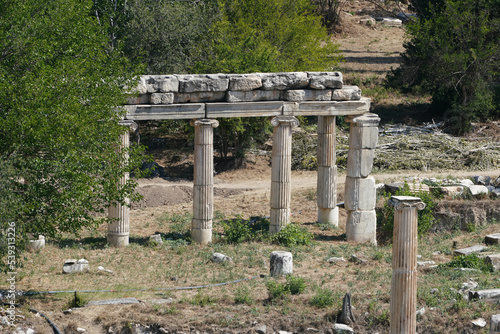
[194, 0, 342, 163]
[389, 0, 500, 134]
[0, 0, 141, 269]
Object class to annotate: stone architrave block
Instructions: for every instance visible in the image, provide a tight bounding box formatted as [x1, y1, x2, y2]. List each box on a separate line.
[308, 72, 343, 89]
[284, 89, 332, 102]
[261, 72, 309, 90]
[345, 176, 376, 211]
[178, 74, 229, 93]
[346, 148, 375, 178]
[469, 185, 489, 196]
[485, 233, 500, 245]
[150, 93, 174, 105]
[226, 90, 281, 102]
[486, 254, 500, 271]
[331, 86, 362, 101]
[453, 244, 487, 256]
[349, 124, 378, 149]
[346, 210, 377, 244]
[63, 259, 89, 274]
[174, 91, 226, 103]
[154, 75, 179, 92]
[228, 74, 262, 91]
[270, 251, 293, 277]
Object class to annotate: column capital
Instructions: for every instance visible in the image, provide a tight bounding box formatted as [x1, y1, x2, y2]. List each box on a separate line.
[271, 116, 299, 128]
[191, 118, 219, 128]
[119, 120, 138, 132]
[346, 113, 380, 127]
[389, 196, 426, 211]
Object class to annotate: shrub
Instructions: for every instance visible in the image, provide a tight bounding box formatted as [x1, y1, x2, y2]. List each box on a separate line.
[440, 254, 493, 273]
[222, 216, 269, 243]
[266, 280, 289, 301]
[286, 276, 307, 295]
[234, 285, 255, 305]
[310, 288, 336, 308]
[270, 223, 314, 247]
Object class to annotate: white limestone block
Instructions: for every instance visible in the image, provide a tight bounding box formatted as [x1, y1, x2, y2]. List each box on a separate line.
[226, 90, 281, 102]
[491, 314, 500, 333]
[460, 179, 474, 187]
[284, 89, 332, 101]
[346, 148, 375, 178]
[485, 233, 500, 244]
[27, 235, 45, 252]
[228, 74, 262, 91]
[486, 254, 500, 271]
[178, 74, 229, 93]
[211, 252, 232, 263]
[174, 91, 226, 103]
[150, 93, 174, 104]
[331, 86, 361, 101]
[333, 323, 354, 334]
[469, 289, 500, 300]
[155, 75, 179, 92]
[308, 72, 343, 89]
[149, 234, 163, 244]
[382, 18, 402, 26]
[261, 72, 309, 90]
[344, 176, 376, 211]
[454, 244, 487, 256]
[346, 210, 377, 244]
[63, 259, 89, 274]
[469, 185, 489, 196]
[349, 124, 378, 149]
[270, 251, 293, 277]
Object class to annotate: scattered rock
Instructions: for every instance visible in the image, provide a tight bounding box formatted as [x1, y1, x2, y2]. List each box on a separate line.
[417, 261, 436, 267]
[333, 323, 354, 334]
[469, 289, 500, 300]
[416, 307, 426, 316]
[97, 266, 113, 274]
[211, 252, 232, 264]
[469, 185, 489, 196]
[453, 245, 487, 256]
[149, 234, 163, 245]
[77, 328, 87, 333]
[278, 331, 293, 334]
[254, 323, 267, 334]
[494, 176, 500, 187]
[63, 259, 89, 274]
[350, 254, 368, 265]
[460, 179, 474, 187]
[338, 293, 355, 325]
[430, 288, 439, 294]
[473, 175, 491, 186]
[486, 254, 500, 271]
[327, 257, 346, 264]
[471, 318, 487, 327]
[27, 235, 45, 252]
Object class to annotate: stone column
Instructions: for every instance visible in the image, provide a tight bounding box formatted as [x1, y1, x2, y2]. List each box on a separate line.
[344, 113, 380, 244]
[317, 116, 338, 226]
[108, 120, 137, 247]
[270, 116, 299, 234]
[389, 196, 426, 334]
[191, 119, 219, 244]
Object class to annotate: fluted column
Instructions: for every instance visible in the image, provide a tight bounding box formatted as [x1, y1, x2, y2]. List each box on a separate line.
[270, 116, 299, 234]
[317, 116, 338, 226]
[108, 120, 137, 247]
[191, 119, 219, 244]
[389, 196, 426, 334]
[345, 113, 380, 244]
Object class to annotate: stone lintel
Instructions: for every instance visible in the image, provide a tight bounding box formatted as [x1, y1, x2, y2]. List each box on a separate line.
[125, 104, 205, 120]
[283, 98, 371, 116]
[206, 102, 283, 118]
[389, 196, 426, 211]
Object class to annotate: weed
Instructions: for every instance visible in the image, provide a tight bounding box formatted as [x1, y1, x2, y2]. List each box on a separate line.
[310, 288, 336, 308]
[286, 276, 307, 295]
[440, 254, 493, 273]
[190, 292, 216, 307]
[66, 292, 87, 309]
[234, 285, 254, 305]
[222, 216, 269, 244]
[266, 280, 289, 301]
[314, 221, 337, 231]
[270, 223, 313, 247]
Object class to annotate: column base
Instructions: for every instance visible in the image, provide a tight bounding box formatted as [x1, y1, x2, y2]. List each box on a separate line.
[107, 234, 129, 247]
[317, 207, 339, 226]
[191, 227, 212, 244]
[346, 210, 377, 245]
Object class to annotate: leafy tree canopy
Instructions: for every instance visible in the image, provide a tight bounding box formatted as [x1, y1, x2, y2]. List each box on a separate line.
[0, 0, 141, 268]
[389, 0, 500, 133]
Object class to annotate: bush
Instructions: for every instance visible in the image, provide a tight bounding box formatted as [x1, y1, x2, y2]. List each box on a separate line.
[265, 275, 307, 300]
[310, 288, 336, 308]
[222, 216, 269, 243]
[234, 285, 255, 305]
[270, 223, 314, 247]
[440, 254, 493, 273]
[286, 276, 307, 295]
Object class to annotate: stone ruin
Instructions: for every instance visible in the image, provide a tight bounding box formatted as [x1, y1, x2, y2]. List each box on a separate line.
[109, 72, 380, 246]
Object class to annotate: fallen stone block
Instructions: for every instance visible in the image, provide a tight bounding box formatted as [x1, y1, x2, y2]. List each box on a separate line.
[63, 259, 89, 274]
[469, 185, 489, 196]
[473, 175, 491, 186]
[211, 252, 232, 264]
[469, 289, 500, 300]
[486, 254, 500, 271]
[454, 244, 487, 256]
[87, 297, 140, 306]
[491, 314, 500, 333]
[332, 323, 354, 334]
[485, 233, 500, 244]
[270, 251, 293, 277]
[27, 235, 45, 252]
[149, 234, 163, 245]
[327, 257, 346, 264]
